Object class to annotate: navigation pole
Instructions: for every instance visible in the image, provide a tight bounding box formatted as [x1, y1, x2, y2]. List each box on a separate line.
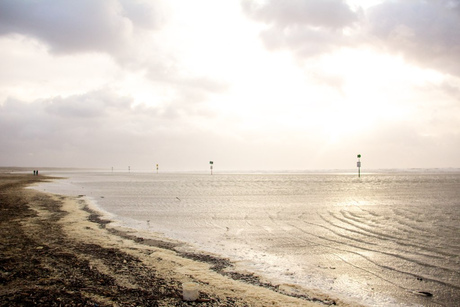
[357, 154, 361, 178]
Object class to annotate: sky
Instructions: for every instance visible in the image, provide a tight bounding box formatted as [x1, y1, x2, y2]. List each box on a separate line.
[1, 0, 460, 171]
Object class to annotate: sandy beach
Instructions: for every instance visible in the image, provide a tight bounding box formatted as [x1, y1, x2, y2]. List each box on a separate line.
[0, 172, 349, 306]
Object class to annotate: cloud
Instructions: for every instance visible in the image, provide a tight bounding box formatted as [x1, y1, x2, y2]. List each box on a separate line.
[44, 90, 132, 118]
[0, 0, 164, 55]
[242, 0, 359, 29]
[0, 0, 175, 86]
[0, 0, 228, 115]
[119, 0, 166, 29]
[241, 0, 361, 56]
[0, 90, 133, 145]
[0, 91, 134, 166]
[243, 0, 460, 77]
[1, 0, 459, 170]
[1, 86, 458, 169]
[366, 0, 460, 77]
[0, 88, 227, 168]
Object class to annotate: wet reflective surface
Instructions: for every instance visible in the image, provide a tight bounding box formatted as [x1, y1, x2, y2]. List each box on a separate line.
[37, 172, 460, 306]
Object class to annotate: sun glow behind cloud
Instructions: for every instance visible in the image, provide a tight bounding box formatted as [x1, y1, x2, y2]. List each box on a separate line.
[149, 0, 455, 155]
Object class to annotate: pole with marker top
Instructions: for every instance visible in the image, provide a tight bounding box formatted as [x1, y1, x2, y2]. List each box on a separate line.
[357, 154, 361, 178]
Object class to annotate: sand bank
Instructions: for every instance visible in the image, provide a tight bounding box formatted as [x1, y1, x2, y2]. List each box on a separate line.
[0, 173, 354, 306]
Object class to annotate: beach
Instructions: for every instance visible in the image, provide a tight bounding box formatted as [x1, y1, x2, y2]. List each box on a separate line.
[0, 172, 344, 306]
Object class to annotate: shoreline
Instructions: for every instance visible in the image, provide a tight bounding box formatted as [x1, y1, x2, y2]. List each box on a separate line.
[0, 173, 351, 306]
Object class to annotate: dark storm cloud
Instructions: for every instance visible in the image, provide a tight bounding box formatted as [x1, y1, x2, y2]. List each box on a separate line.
[367, 0, 460, 76]
[0, 0, 163, 55]
[241, 0, 361, 56]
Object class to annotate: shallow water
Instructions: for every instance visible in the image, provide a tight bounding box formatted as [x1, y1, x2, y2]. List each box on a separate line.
[35, 171, 460, 306]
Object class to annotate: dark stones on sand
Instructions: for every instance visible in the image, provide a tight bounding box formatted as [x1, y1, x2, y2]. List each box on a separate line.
[416, 291, 433, 297]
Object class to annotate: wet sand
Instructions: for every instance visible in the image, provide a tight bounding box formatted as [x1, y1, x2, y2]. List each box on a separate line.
[0, 173, 351, 306]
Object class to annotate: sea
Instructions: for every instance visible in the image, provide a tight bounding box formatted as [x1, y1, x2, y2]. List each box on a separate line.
[33, 170, 460, 306]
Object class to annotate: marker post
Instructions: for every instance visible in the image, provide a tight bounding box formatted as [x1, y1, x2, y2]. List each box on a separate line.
[357, 154, 361, 178]
[209, 161, 213, 175]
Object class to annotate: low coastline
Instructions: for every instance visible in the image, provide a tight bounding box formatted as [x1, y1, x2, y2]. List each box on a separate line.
[0, 173, 349, 306]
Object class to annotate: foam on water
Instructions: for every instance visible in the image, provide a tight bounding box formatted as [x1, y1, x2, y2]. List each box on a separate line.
[33, 171, 460, 306]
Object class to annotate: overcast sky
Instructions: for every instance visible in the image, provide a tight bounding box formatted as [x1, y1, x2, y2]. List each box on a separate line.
[1, 0, 459, 171]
